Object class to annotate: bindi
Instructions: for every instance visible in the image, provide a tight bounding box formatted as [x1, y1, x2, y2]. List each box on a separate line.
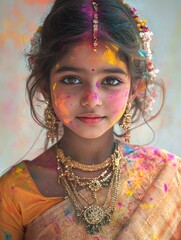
[91, 68, 95, 72]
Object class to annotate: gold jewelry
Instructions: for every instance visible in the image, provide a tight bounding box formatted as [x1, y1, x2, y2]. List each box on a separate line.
[56, 144, 124, 234]
[44, 100, 60, 143]
[56, 141, 117, 172]
[61, 164, 113, 202]
[120, 101, 132, 143]
[92, 1, 98, 52]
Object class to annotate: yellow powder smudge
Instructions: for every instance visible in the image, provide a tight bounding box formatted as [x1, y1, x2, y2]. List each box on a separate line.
[55, 63, 60, 69]
[102, 46, 119, 65]
[53, 83, 57, 91]
[152, 234, 160, 240]
[140, 203, 153, 209]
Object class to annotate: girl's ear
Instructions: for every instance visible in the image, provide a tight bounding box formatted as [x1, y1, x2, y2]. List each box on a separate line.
[129, 78, 146, 103]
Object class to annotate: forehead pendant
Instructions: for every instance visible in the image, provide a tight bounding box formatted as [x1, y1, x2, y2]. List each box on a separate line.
[92, 1, 98, 53]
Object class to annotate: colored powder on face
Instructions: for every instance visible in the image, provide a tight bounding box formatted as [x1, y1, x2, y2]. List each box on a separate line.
[164, 183, 168, 192]
[55, 63, 60, 70]
[110, 107, 125, 125]
[102, 45, 120, 65]
[96, 82, 100, 88]
[55, 98, 70, 116]
[102, 47, 118, 65]
[53, 83, 57, 91]
[87, 92, 99, 101]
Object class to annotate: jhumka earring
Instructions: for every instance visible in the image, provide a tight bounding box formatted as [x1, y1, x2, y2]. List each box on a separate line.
[120, 101, 132, 143]
[44, 100, 60, 144]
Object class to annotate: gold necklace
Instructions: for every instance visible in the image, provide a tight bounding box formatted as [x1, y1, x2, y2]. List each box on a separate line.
[56, 141, 117, 172]
[56, 143, 123, 234]
[61, 164, 113, 202]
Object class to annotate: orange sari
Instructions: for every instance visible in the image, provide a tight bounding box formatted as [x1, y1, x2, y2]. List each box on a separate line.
[24, 147, 181, 240]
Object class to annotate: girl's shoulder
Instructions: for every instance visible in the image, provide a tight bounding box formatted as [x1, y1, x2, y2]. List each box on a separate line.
[0, 161, 34, 203]
[119, 142, 180, 172]
[122, 142, 179, 160]
[0, 161, 28, 188]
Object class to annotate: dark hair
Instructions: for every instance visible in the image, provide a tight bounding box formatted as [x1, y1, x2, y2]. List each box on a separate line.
[26, 0, 165, 142]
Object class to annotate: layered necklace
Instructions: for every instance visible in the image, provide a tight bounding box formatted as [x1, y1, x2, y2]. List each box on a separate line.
[56, 141, 124, 234]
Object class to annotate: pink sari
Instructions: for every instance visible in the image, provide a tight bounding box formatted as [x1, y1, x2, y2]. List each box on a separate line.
[25, 148, 181, 239]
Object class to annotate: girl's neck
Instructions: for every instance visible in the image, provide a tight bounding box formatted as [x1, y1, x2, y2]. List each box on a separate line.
[58, 127, 115, 165]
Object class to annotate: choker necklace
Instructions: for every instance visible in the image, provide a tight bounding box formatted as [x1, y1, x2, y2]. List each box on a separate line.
[56, 141, 117, 172]
[56, 141, 124, 234]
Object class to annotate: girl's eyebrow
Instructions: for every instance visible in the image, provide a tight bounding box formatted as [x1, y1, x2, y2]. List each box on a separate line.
[55, 66, 128, 75]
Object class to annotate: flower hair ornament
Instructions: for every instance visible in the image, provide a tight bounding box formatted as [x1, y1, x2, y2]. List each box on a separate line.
[122, 1, 159, 118]
[30, 26, 42, 55]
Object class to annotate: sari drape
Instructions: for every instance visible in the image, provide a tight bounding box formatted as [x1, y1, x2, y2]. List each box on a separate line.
[25, 147, 181, 240]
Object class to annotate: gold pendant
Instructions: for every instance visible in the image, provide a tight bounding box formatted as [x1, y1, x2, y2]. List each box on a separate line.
[89, 179, 102, 192]
[78, 204, 111, 234]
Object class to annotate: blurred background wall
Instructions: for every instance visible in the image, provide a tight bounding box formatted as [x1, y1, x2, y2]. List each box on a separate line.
[0, 0, 181, 174]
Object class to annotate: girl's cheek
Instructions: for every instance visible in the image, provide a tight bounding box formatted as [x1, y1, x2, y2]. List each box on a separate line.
[107, 89, 129, 108]
[107, 90, 129, 123]
[53, 94, 73, 116]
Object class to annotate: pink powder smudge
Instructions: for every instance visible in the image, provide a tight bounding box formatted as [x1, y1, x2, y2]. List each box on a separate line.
[167, 153, 174, 160]
[118, 202, 124, 207]
[164, 184, 168, 192]
[96, 82, 100, 89]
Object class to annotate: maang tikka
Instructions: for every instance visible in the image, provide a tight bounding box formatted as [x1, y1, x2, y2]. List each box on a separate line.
[44, 100, 60, 144]
[92, 1, 98, 52]
[120, 101, 132, 143]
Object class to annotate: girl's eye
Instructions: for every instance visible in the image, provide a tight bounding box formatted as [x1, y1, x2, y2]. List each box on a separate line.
[61, 76, 81, 85]
[102, 78, 122, 86]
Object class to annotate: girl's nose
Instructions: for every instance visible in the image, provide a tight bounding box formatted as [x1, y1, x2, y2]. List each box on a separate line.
[81, 89, 102, 108]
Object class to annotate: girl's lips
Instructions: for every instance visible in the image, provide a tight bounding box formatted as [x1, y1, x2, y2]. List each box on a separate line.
[77, 116, 105, 124]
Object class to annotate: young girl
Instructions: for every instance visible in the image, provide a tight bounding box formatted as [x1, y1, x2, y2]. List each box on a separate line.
[0, 0, 180, 239]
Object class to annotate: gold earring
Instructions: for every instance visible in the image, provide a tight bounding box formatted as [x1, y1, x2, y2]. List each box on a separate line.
[44, 101, 60, 144]
[120, 101, 132, 143]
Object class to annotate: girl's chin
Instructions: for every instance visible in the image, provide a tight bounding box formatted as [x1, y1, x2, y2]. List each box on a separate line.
[62, 125, 114, 140]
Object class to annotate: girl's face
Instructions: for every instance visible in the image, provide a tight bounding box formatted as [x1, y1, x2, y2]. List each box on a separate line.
[50, 42, 131, 139]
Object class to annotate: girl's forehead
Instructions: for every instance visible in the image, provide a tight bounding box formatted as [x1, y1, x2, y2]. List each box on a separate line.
[54, 42, 128, 71]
